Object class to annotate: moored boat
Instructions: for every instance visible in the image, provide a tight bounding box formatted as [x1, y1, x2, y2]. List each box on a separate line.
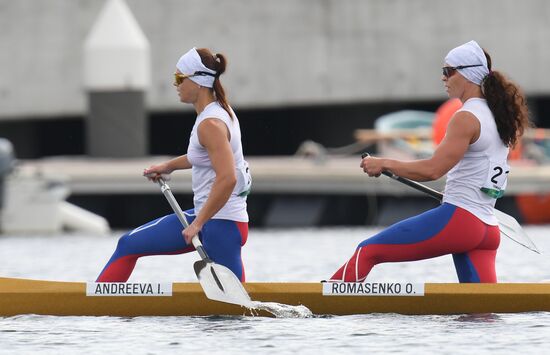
[2, 277, 550, 317]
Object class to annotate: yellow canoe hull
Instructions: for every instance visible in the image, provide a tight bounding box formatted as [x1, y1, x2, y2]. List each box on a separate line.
[2, 277, 550, 317]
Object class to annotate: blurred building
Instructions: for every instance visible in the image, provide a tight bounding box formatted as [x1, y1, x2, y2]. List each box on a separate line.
[1, 0, 550, 228]
[1, 0, 549, 158]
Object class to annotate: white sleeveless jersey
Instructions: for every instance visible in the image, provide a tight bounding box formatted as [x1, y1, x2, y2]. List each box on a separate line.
[442, 98, 509, 225]
[186, 102, 251, 222]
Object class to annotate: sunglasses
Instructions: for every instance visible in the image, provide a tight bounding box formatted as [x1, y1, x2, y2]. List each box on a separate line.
[174, 71, 216, 85]
[442, 64, 483, 78]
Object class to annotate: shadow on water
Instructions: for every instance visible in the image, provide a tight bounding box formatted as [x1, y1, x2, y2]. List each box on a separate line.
[190, 315, 256, 333]
[453, 313, 502, 323]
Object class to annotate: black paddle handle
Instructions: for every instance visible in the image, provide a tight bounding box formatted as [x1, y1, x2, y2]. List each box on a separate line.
[157, 178, 210, 260]
[361, 153, 443, 202]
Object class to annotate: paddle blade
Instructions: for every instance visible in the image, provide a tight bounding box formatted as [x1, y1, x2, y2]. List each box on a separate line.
[494, 209, 541, 254]
[194, 260, 252, 307]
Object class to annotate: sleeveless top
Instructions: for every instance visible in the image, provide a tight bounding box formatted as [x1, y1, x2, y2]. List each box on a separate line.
[442, 98, 509, 225]
[186, 102, 251, 222]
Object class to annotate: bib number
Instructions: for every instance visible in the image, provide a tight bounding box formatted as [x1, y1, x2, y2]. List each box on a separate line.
[481, 161, 509, 199]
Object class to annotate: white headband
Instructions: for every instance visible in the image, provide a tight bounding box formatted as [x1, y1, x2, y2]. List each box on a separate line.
[444, 40, 489, 85]
[176, 47, 217, 88]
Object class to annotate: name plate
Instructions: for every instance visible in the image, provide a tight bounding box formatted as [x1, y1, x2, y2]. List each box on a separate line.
[86, 282, 172, 296]
[323, 282, 424, 296]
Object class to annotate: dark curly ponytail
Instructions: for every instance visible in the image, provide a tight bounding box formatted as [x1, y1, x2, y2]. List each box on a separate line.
[482, 50, 530, 147]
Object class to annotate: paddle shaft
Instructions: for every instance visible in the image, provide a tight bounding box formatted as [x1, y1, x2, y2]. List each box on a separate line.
[157, 178, 209, 260]
[381, 171, 443, 201]
[361, 153, 443, 201]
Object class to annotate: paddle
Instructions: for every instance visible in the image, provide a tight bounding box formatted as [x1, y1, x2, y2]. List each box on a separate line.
[361, 153, 540, 254]
[156, 178, 253, 307]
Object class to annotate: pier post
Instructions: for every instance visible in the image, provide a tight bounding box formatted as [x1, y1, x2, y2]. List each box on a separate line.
[83, 0, 150, 157]
[0, 138, 14, 210]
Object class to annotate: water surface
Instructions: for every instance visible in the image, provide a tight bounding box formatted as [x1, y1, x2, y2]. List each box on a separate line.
[1, 226, 550, 354]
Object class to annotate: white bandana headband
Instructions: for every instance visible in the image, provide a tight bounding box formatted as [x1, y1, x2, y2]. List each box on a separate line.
[444, 40, 489, 85]
[176, 47, 217, 88]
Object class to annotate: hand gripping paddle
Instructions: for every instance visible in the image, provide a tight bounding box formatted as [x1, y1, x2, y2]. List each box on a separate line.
[156, 178, 253, 307]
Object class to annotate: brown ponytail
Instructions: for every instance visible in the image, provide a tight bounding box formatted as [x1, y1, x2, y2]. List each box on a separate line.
[196, 48, 233, 119]
[482, 50, 530, 147]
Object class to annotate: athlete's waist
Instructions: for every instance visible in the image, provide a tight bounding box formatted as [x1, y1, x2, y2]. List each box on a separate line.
[442, 196, 497, 225]
[193, 198, 248, 223]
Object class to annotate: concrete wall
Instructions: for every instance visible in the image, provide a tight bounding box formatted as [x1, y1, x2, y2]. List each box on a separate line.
[1, 0, 549, 119]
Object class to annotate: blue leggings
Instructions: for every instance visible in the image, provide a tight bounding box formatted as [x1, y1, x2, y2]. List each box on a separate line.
[97, 209, 248, 282]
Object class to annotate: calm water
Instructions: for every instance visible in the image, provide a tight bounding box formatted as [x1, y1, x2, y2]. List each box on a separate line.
[2, 226, 550, 354]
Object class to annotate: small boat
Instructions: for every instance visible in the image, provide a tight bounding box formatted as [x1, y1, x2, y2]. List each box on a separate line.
[2, 277, 550, 317]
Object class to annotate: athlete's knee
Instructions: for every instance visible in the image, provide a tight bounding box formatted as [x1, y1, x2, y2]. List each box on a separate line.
[209, 253, 244, 281]
[355, 244, 383, 266]
[330, 246, 377, 282]
[114, 232, 134, 254]
[234, 264, 244, 282]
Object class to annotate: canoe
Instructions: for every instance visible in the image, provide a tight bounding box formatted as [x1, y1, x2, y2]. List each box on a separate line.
[2, 277, 550, 317]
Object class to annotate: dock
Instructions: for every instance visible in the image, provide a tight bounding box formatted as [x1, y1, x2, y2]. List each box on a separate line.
[14, 156, 550, 196]
[3, 156, 549, 231]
